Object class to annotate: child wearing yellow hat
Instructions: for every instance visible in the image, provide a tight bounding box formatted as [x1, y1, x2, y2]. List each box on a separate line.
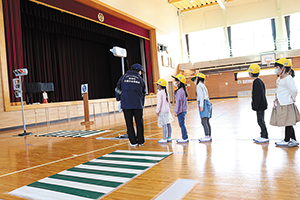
[191, 73, 212, 142]
[271, 58, 300, 147]
[172, 74, 189, 143]
[156, 79, 173, 143]
[247, 64, 269, 143]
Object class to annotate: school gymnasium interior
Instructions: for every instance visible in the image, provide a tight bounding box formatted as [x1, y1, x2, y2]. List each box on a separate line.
[0, 0, 300, 199]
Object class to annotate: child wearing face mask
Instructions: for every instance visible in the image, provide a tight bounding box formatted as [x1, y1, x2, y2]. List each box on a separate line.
[191, 73, 212, 142]
[156, 79, 173, 143]
[271, 58, 300, 147]
[172, 74, 189, 143]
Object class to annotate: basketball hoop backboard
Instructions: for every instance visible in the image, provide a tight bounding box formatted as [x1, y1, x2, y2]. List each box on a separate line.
[260, 53, 276, 66]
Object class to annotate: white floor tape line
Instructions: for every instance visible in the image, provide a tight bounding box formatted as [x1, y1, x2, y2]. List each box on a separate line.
[153, 179, 198, 200]
[9, 150, 172, 200]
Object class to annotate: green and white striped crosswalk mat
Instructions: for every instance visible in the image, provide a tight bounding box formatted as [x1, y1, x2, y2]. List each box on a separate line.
[36, 130, 109, 138]
[9, 150, 172, 200]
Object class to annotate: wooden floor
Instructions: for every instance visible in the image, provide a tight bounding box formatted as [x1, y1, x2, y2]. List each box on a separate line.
[1, 96, 300, 200]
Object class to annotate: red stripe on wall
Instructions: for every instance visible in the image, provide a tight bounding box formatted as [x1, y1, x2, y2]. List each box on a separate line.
[31, 0, 149, 39]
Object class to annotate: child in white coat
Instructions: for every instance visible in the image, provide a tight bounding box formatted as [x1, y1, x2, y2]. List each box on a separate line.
[271, 58, 300, 147]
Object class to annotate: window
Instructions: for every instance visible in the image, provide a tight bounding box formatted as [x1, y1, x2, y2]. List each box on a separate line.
[290, 12, 300, 49]
[231, 19, 274, 57]
[188, 27, 229, 63]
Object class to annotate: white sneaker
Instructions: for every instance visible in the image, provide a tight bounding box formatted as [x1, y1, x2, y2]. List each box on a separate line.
[199, 137, 211, 142]
[130, 143, 138, 147]
[167, 137, 172, 142]
[253, 137, 269, 143]
[293, 140, 299, 145]
[275, 140, 289, 146]
[176, 139, 189, 143]
[158, 139, 167, 143]
[288, 139, 299, 147]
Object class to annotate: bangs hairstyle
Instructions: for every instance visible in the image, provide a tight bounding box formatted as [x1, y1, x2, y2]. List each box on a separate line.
[251, 73, 259, 77]
[197, 77, 205, 84]
[174, 79, 188, 97]
[274, 62, 283, 68]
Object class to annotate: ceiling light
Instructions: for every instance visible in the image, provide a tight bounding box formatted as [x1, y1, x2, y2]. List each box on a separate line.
[189, 0, 194, 2]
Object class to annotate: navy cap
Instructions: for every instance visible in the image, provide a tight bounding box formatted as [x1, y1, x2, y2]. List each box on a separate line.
[131, 63, 144, 72]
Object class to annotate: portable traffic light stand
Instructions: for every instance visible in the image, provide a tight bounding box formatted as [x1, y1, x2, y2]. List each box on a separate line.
[13, 68, 32, 137]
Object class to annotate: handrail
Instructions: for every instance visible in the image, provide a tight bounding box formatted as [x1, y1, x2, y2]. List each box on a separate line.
[5, 94, 157, 112]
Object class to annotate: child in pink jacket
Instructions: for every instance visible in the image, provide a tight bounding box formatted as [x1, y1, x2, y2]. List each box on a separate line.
[156, 79, 173, 143]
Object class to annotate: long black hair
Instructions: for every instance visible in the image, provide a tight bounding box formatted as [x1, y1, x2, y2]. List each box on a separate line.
[160, 86, 169, 102]
[175, 78, 188, 97]
[275, 63, 295, 78]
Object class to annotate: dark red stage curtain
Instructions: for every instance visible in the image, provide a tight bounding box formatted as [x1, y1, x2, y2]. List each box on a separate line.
[3, 0, 153, 103]
[20, 0, 143, 103]
[145, 40, 153, 93]
[2, 0, 23, 102]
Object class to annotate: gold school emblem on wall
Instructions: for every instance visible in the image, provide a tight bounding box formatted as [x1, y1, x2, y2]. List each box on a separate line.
[98, 13, 105, 22]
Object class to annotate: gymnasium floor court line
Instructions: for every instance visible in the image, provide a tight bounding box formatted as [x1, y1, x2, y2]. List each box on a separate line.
[0, 96, 299, 200]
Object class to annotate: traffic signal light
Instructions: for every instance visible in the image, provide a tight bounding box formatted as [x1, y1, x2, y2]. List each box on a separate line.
[13, 68, 28, 76]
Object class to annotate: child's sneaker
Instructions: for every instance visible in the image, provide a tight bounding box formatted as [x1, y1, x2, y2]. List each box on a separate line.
[275, 140, 289, 146]
[130, 143, 138, 147]
[288, 139, 299, 147]
[199, 137, 211, 142]
[167, 137, 172, 142]
[158, 139, 167, 143]
[176, 139, 189, 143]
[253, 137, 269, 143]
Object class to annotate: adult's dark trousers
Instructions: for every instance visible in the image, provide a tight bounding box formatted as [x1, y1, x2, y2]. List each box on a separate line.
[284, 126, 296, 142]
[256, 110, 268, 139]
[123, 109, 145, 145]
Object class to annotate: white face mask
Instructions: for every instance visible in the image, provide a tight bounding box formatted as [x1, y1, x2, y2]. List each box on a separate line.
[173, 81, 178, 87]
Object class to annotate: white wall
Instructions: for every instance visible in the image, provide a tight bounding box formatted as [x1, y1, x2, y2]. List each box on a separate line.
[182, 0, 300, 34]
[98, 0, 179, 34]
[98, 0, 182, 80]
[97, 0, 300, 78]
[156, 29, 180, 82]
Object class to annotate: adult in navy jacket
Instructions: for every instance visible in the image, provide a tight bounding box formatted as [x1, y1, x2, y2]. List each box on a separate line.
[115, 63, 146, 146]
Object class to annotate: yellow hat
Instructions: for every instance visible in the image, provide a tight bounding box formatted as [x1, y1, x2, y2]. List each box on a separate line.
[156, 79, 167, 87]
[247, 64, 260, 74]
[275, 58, 292, 67]
[171, 74, 186, 84]
[191, 73, 205, 81]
